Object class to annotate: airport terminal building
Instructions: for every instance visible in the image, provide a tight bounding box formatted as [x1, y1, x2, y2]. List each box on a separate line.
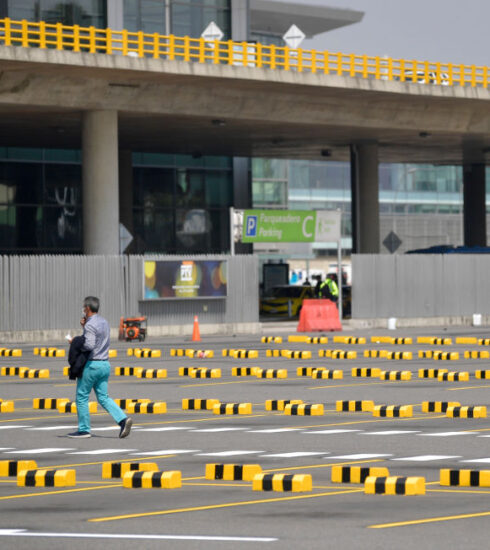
[0, 0, 488, 256]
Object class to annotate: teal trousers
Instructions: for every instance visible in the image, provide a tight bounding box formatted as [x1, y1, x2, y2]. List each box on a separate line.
[76, 360, 126, 433]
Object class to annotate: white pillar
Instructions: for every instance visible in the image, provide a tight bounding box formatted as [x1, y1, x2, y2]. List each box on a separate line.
[82, 110, 119, 254]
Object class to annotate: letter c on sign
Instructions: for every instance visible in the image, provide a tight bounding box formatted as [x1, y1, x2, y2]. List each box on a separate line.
[302, 216, 314, 238]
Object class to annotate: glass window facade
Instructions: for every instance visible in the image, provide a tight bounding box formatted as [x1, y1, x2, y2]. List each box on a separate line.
[7, 1, 107, 27]
[123, 0, 166, 34]
[171, 0, 231, 39]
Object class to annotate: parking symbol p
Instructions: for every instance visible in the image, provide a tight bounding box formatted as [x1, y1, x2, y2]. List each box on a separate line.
[246, 215, 258, 237]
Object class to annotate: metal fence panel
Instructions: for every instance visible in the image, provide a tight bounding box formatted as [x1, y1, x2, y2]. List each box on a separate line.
[0, 254, 258, 332]
[353, 254, 490, 318]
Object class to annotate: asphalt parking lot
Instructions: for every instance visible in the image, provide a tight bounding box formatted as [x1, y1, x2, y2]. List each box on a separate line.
[1, 326, 490, 549]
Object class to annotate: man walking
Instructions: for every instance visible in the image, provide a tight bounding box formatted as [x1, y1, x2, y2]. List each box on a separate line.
[67, 296, 132, 439]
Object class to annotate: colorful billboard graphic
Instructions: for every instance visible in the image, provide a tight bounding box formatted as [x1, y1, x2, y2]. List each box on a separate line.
[143, 260, 227, 300]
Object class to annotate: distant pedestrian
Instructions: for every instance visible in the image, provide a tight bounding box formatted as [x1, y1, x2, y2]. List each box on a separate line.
[317, 274, 339, 302]
[67, 296, 132, 439]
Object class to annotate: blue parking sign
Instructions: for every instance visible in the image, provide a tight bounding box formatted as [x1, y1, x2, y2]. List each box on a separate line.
[245, 215, 257, 237]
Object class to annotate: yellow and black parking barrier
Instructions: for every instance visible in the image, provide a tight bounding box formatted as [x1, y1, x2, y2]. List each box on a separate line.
[58, 401, 97, 413]
[320, 349, 357, 359]
[189, 368, 221, 378]
[417, 337, 452, 345]
[206, 463, 262, 481]
[108, 349, 117, 358]
[137, 368, 167, 379]
[336, 400, 374, 412]
[33, 398, 70, 409]
[232, 367, 259, 376]
[182, 398, 219, 410]
[438, 371, 470, 382]
[432, 351, 459, 361]
[230, 350, 259, 359]
[102, 461, 158, 479]
[379, 370, 411, 381]
[114, 398, 151, 409]
[281, 350, 312, 359]
[364, 350, 388, 358]
[364, 476, 425, 495]
[265, 399, 302, 411]
[373, 405, 413, 418]
[385, 351, 412, 360]
[256, 368, 288, 379]
[185, 349, 214, 358]
[296, 366, 317, 377]
[126, 401, 167, 414]
[478, 339, 490, 346]
[179, 367, 196, 376]
[351, 367, 381, 378]
[464, 350, 490, 359]
[17, 469, 76, 487]
[0, 348, 22, 357]
[265, 349, 281, 358]
[114, 367, 143, 377]
[284, 403, 324, 416]
[475, 370, 490, 379]
[418, 368, 448, 379]
[133, 348, 161, 358]
[0, 401, 14, 413]
[446, 406, 487, 418]
[253, 473, 312, 492]
[333, 336, 366, 345]
[123, 470, 181, 489]
[213, 402, 252, 415]
[170, 348, 186, 357]
[311, 369, 343, 379]
[19, 369, 50, 379]
[331, 466, 389, 484]
[440, 469, 490, 487]
[0, 460, 37, 477]
[455, 337, 478, 345]
[39, 347, 65, 357]
[370, 336, 413, 345]
[0, 367, 29, 376]
[261, 336, 283, 344]
[421, 401, 460, 413]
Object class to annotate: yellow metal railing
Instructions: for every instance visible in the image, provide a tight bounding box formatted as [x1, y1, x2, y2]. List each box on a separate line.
[0, 18, 488, 88]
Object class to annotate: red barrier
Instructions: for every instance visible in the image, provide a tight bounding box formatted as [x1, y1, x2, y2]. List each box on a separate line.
[297, 299, 342, 332]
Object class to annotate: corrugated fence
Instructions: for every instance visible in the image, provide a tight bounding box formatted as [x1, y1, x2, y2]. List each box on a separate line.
[352, 254, 490, 318]
[0, 254, 258, 333]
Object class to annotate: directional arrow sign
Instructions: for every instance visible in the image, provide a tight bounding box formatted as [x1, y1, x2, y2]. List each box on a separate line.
[283, 24, 305, 49]
[119, 223, 133, 253]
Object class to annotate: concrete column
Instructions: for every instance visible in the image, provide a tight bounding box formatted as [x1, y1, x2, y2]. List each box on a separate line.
[107, 0, 124, 29]
[231, 0, 250, 41]
[233, 157, 253, 254]
[82, 110, 119, 255]
[463, 163, 487, 247]
[350, 143, 380, 253]
[119, 149, 134, 252]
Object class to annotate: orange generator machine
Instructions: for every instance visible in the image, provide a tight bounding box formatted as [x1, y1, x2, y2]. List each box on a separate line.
[119, 316, 147, 342]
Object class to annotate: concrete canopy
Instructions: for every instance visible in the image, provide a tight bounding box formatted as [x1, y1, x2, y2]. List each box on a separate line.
[250, 0, 364, 38]
[0, 45, 489, 165]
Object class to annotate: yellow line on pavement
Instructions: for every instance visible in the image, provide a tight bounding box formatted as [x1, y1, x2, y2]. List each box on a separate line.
[264, 459, 386, 473]
[180, 379, 262, 388]
[368, 510, 490, 529]
[446, 385, 490, 391]
[428, 488, 490, 495]
[183, 482, 250, 488]
[308, 381, 392, 390]
[89, 488, 362, 522]
[0, 484, 121, 501]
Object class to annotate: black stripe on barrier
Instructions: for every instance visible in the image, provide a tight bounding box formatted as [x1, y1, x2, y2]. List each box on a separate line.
[342, 467, 350, 483]
[134, 404, 142, 413]
[44, 470, 56, 487]
[360, 468, 370, 483]
[282, 475, 294, 491]
[215, 464, 224, 479]
[219, 404, 226, 414]
[291, 405, 298, 415]
[305, 405, 312, 415]
[395, 477, 407, 495]
[271, 401, 278, 411]
[262, 474, 274, 491]
[468, 407, 474, 418]
[148, 404, 154, 413]
[113, 463, 122, 478]
[394, 406, 401, 416]
[188, 399, 195, 409]
[449, 470, 459, 486]
[39, 399, 45, 408]
[470, 470, 480, 486]
[129, 463, 139, 471]
[132, 471, 144, 488]
[374, 477, 386, 494]
[8, 462, 16, 476]
[234, 465, 243, 480]
[232, 404, 239, 414]
[25, 471, 37, 487]
[151, 472, 161, 488]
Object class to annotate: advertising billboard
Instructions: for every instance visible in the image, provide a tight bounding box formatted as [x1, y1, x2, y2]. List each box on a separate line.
[143, 260, 227, 300]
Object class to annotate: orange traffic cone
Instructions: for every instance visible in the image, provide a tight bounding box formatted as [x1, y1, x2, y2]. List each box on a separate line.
[192, 315, 201, 342]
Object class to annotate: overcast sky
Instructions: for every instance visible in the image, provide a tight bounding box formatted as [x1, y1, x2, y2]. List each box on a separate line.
[298, 0, 489, 66]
